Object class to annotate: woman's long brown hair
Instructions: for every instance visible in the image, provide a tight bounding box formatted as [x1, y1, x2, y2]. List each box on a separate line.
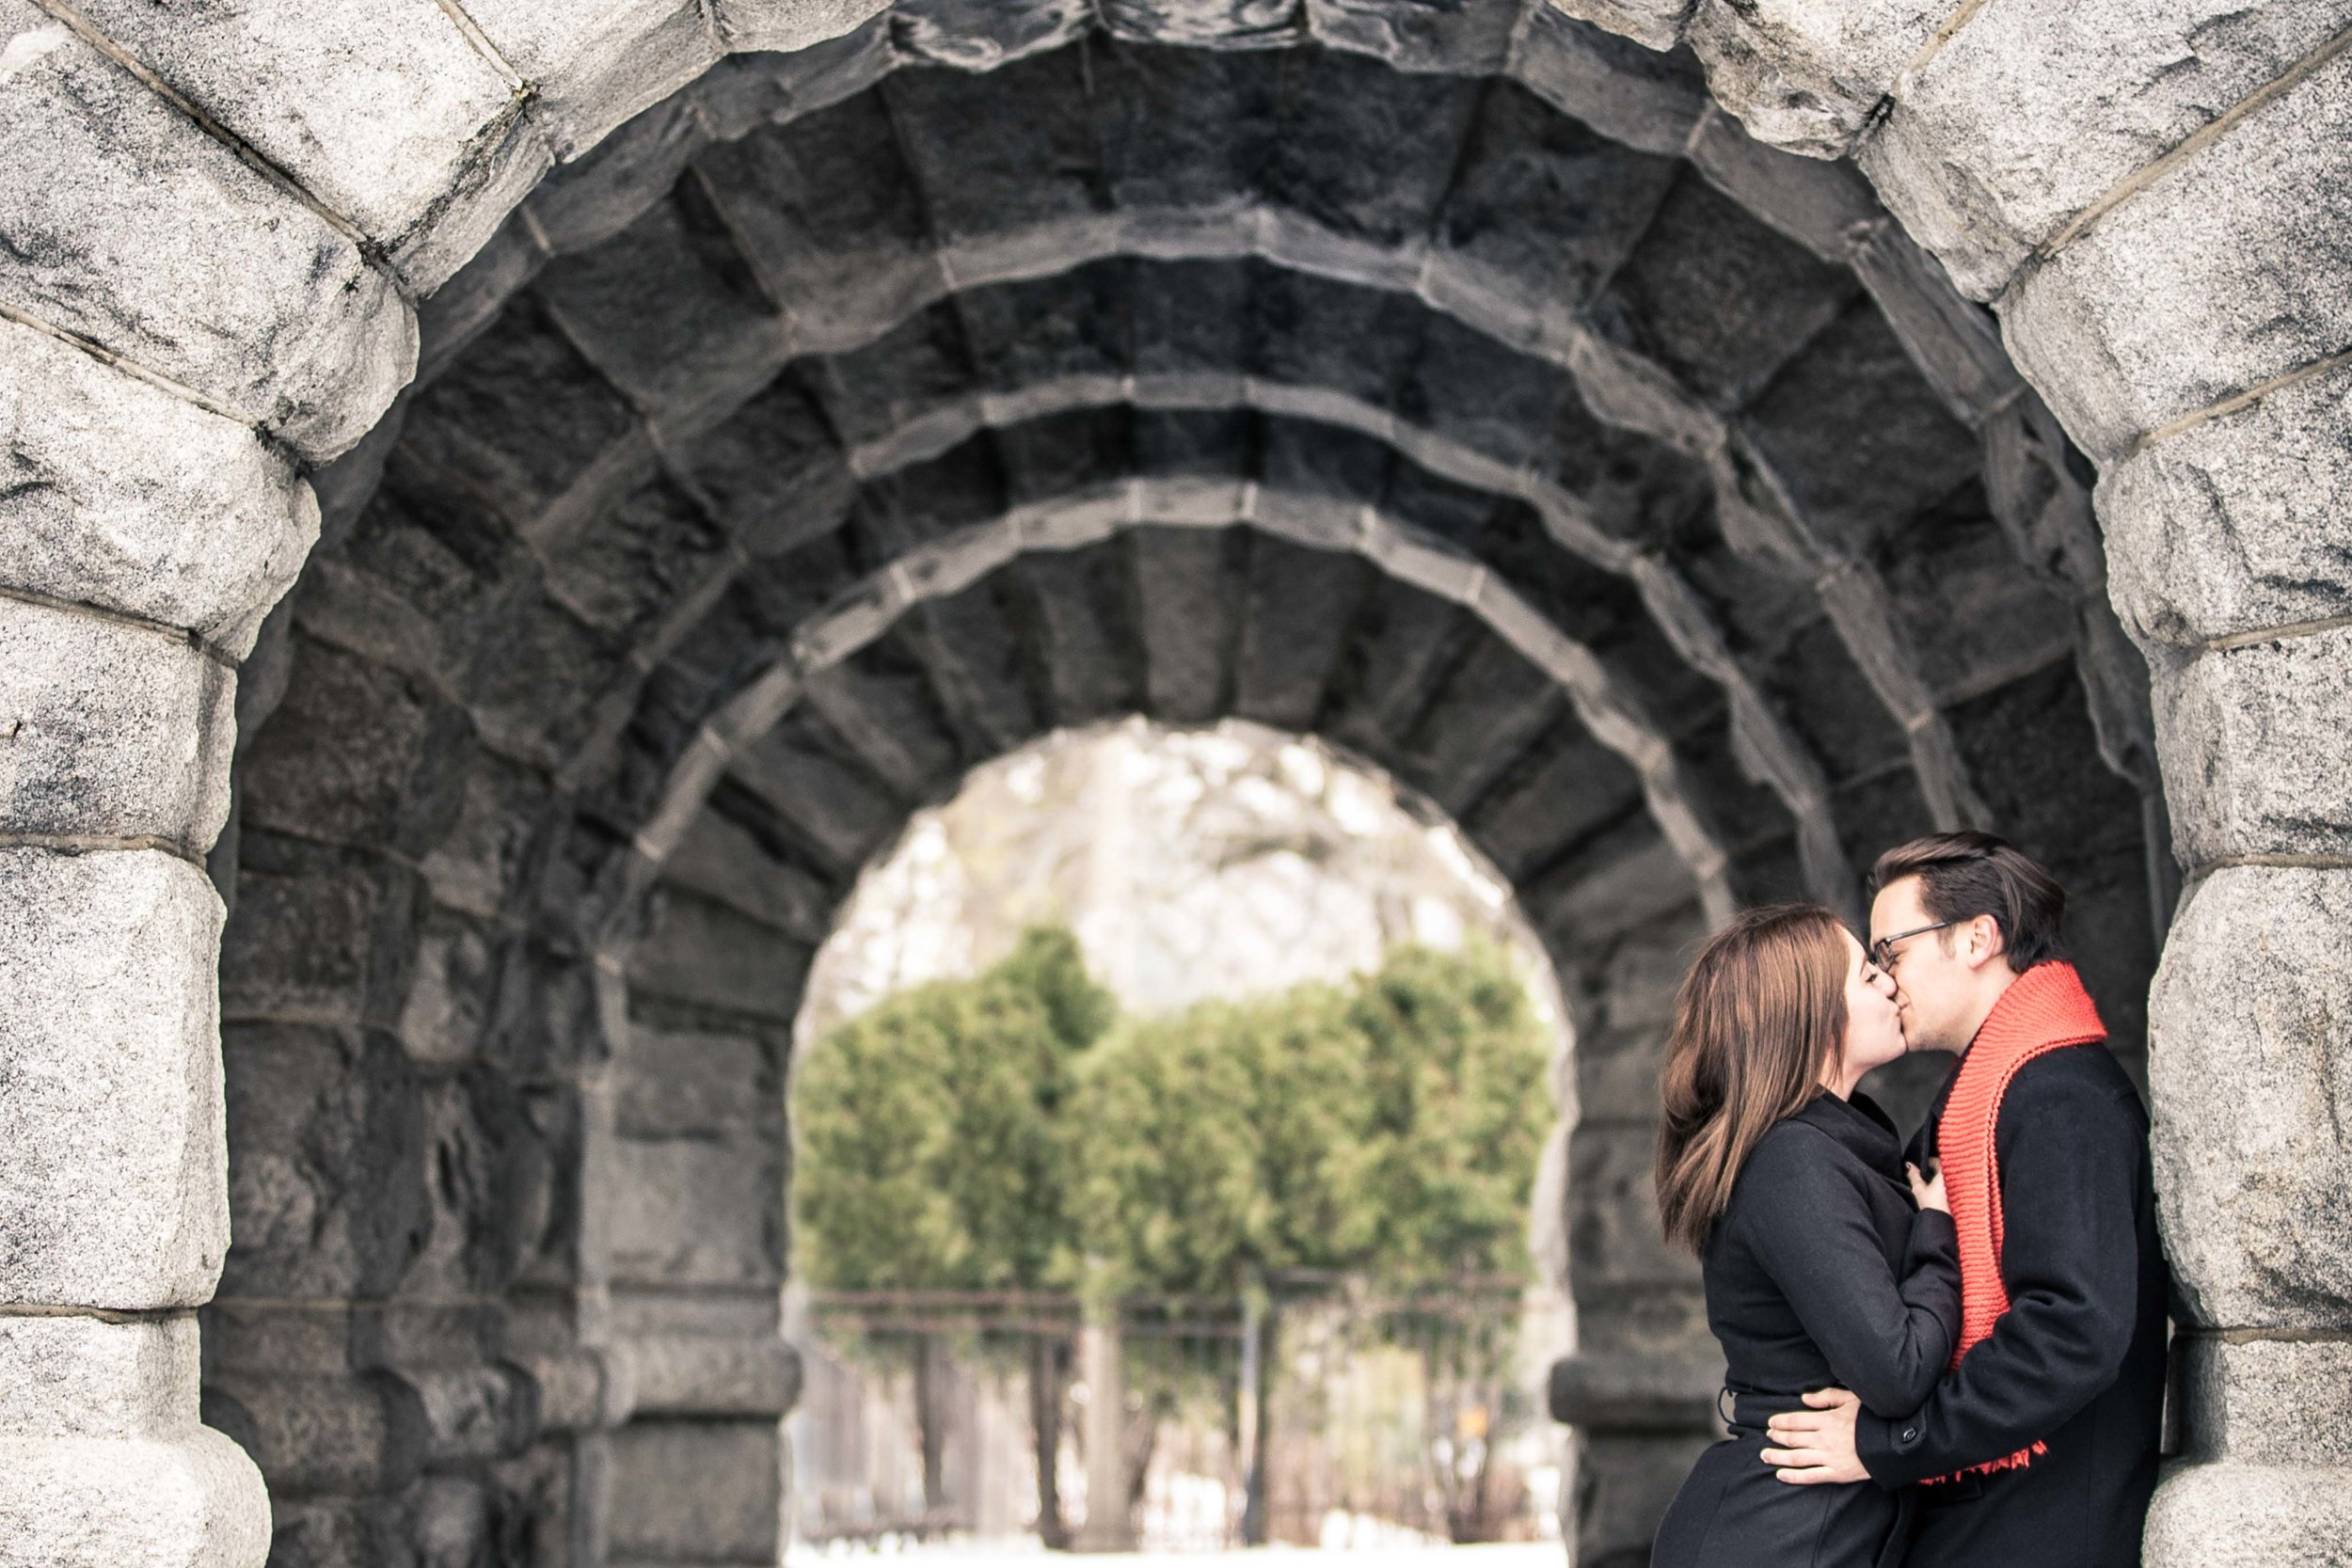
[1655, 903, 1851, 1253]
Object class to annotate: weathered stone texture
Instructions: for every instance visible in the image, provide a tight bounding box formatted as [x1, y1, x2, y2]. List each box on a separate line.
[0, 319, 316, 653]
[714, 0, 896, 53]
[2000, 45, 2352, 460]
[604, 1419, 782, 1562]
[0, 0, 412, 458]
[2150, 867, 2352, 1329]
[1867, 0, 2352, 299]
[459, 0, 720, 159]
[0, 1316, 200, 1440]
[61, 0, 524, 261]
[2102, 359, 2352, 649]
[0, 600, 236, 851]
[2153, 630, 2352, 868]
[1684, 0, 1945, 159]
[2179, 1338, 2352, 1465]
[0, 1429, 269, 1568]
[0, 849, 228, 1308]
[2142, 1462, 2352, 1568]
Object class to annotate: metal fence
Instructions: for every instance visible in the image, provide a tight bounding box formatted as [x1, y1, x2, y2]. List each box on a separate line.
[786, 1275, 1565, 1553]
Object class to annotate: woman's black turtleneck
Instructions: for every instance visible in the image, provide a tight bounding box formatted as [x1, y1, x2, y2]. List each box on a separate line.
[1707, 1090, 1962, 1418]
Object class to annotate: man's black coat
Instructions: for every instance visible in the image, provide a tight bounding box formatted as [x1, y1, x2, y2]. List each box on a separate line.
[1858, 1044, 2169, 1568]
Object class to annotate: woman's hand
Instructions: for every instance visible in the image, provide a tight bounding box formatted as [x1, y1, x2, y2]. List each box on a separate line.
[1907, 1161, 1948, 1214]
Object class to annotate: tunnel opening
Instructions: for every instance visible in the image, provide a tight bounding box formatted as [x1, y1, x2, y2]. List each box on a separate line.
[195, 19, 2168, 1568]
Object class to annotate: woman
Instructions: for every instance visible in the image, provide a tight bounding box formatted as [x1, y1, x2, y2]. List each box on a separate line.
[1650, 903, 1959, 1568]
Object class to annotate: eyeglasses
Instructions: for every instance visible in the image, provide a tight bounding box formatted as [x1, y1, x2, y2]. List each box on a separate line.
[1869, 920, 1956, 972]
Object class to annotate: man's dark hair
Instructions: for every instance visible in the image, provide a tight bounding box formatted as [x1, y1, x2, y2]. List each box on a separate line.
[1869, 831, 2067, 972]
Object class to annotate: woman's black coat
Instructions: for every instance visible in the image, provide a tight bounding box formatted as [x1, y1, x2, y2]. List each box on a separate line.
[1652, 1091, 1961, 1568]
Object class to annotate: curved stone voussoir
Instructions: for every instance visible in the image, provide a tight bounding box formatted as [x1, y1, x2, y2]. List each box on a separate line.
[477, 179, 1971, 857]
[459, 0, 720, 162]
[1680, 0, 1938, 161]
[0, 0, 413, 461]
[829, 370, 1850, 899]
[1996, 44, 2352, 462]
[1860, 0, 2351, 303]
[619, 476, 1740, 936]
[55, 0, 537, 288]
[2100, 356, 2352, 652]
[1300, 0, 1521, 73]
[0, 317, 317, 656]
[713, 0, 896, 54]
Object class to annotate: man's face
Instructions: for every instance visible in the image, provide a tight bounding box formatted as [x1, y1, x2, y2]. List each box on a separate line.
[1869, 876, 1968, 1053]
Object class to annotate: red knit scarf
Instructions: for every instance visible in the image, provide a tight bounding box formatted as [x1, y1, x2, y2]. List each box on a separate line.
[1923, 960, 2106, 1482]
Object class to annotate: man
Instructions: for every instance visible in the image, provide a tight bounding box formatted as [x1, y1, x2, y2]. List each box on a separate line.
[1759, 832, 2169, 1566]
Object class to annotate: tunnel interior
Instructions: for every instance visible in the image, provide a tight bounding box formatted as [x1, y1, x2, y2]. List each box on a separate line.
[201, 16, 2166, 1568]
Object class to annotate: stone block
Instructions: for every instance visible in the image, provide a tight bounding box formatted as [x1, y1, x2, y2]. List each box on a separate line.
[627, 886, 812, 1019]
[217, 1024, 426, 1301]
[417, 753, 557, 921]
[0, 598, 236, 852]
[1866, 0, 2345, 300]
[2101, 356, 2352, 649]
[604, 1418, 782, 1564]
[1684, 0, 1945, 158]
[1687, 111, 1880, 261]
[621, 1335, 803, 1417]
[459, 0, 720, 159]
[535, 194, 788, 421]
[1549, 1349, 1719, 1432]
[1304, 0, 1518, 72]
[2178, 1338, 2352, 1465]
[0, 1429, 269, 1568]
[615, 1027, 777, 1139]
[2143, 1461, 2352, 1568]
[0, 318, 316, 654]
[1999, 46, 2352, 460]
[1575, 1430, 1714, 1568]
[236, 631, 472, 856]
[61, 0, 523, 264]
[603, 1135, 781, 1288]
[1567, 1125, 1699, 1292]
[697, 12, 900, 140]
[1538, 0, 1692, 55]
[2149, 867, 2352, 1329]
[217, 834, 421, 1028]
[656, 811, 839, 942]
[202, 1369, 424, 1495]
[0, 0, 412, 459]
[2153, 629, 2352, 868]
[524, 93, 709, 259]
[0, 1315, 199, 1439]
[714, 0, 894, 53]
[0, 848, 227, 1309]
[1510, 7, 1705, 156]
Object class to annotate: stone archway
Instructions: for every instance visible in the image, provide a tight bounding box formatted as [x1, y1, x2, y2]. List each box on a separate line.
[1, 4, 2344, 1567]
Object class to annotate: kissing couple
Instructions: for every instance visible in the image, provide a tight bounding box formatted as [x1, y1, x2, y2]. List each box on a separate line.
[1649, 832, 2169, 1568]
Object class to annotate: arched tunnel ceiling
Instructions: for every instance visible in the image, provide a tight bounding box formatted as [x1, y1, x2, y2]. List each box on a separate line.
[194, 20, 2185, 1548]
[224, 24, 2164, 1076]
